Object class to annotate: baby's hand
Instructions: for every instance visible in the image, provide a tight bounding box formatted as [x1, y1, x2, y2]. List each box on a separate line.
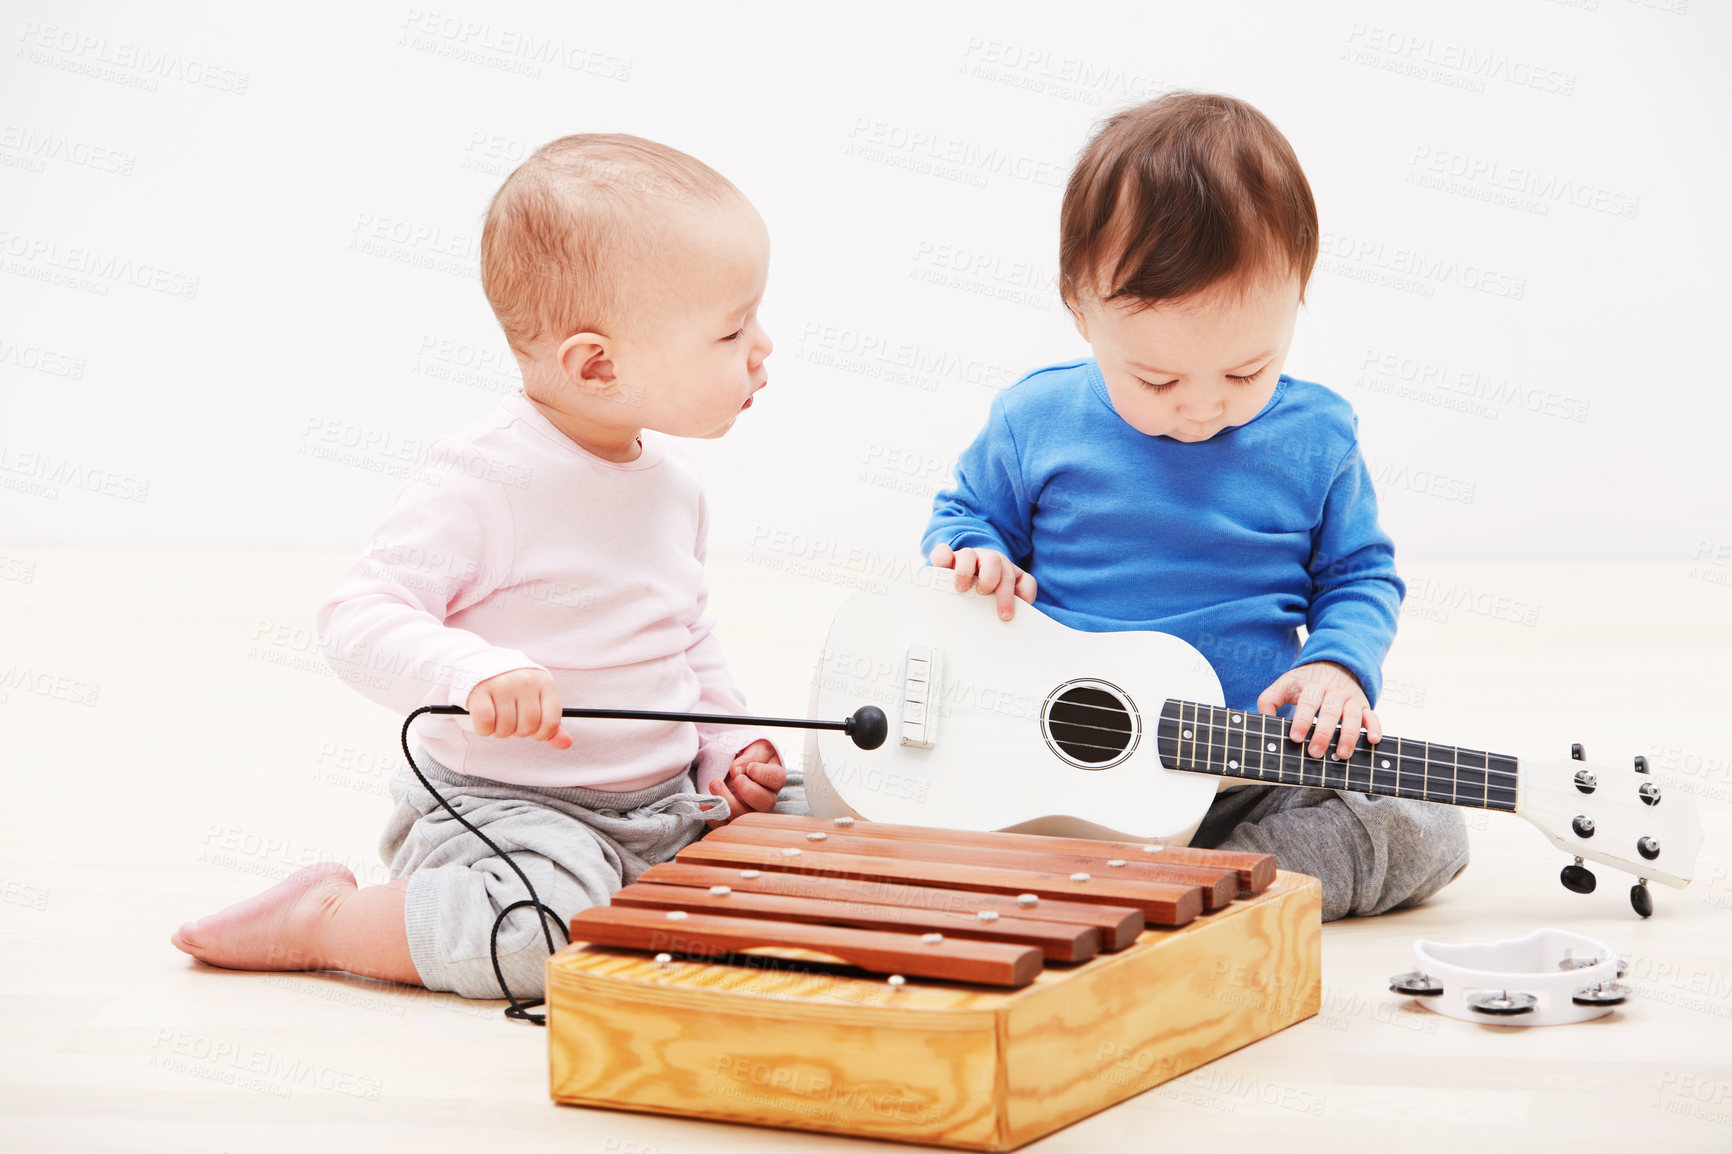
[465, 668, 573, 749]
[1255, 660, 1381, 761]
[706, 739, 786, 829]
[928, 542, 1037, 621]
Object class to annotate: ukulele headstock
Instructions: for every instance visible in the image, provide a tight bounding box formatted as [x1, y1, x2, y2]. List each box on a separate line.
[1517, 744, 1703, 916]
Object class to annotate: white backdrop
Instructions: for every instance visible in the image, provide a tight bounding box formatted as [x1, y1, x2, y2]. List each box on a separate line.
[2, 0, 1727, 561]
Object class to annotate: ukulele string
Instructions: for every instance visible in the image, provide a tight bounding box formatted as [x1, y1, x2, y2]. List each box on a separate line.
[1170, 703, 1520, 784]
[1179, 735, 1522, 785]
[1050, 703, 1518, 784]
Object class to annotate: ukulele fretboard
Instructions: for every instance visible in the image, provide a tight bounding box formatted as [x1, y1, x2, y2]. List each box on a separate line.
[1155, 699, 1519, 812]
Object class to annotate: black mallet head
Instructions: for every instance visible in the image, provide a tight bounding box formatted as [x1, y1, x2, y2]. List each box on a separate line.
[845, 706, 888, 750]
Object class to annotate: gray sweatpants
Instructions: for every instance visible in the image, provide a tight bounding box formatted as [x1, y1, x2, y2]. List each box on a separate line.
[378, 747, 810, 1001]
[1190, 785, 1471, 921]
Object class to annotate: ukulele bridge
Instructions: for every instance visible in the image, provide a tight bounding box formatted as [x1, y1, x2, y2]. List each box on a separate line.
[899, 645, 941, 749]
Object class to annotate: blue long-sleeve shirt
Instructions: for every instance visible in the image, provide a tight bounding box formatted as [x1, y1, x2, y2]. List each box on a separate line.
[920, 357, 1405, 711]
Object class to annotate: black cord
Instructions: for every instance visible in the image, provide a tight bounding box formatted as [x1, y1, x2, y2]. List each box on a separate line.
[387, 701, 884, 1024]
[400, 706, 565, 1026]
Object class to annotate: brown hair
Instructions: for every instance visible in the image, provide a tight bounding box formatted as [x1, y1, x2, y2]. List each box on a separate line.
[480, 134, 741, 357]
[1058, 91, 1318, 312]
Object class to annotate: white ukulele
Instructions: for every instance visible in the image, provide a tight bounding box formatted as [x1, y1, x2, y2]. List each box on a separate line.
[803, 569, 1703, 918]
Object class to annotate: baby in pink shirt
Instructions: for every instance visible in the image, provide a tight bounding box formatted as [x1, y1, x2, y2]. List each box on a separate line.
[316, 336, 773, 795]
[170, 135, 783, 1003]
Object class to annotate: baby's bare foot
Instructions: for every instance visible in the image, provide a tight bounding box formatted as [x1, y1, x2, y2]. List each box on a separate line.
[171, 862, 355, 972]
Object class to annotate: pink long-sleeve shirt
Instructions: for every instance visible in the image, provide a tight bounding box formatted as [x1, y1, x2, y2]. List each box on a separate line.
[315, 391, 781, 793]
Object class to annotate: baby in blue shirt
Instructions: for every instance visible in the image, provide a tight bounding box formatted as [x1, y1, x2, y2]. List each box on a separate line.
[921, 91, 1467, 920]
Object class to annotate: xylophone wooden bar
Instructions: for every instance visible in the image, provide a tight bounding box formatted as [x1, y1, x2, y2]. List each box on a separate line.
[638, 861, 1146, 950]
[704, 821, 1240, 910]
[732, 812, 1279, 896]
[674, 839, 1206, 926]
[568, 905, 1045, 986]
[611, 881, 1102, 962]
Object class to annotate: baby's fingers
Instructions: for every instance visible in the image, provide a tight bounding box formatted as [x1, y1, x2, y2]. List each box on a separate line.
[468, 689, 497, 737]
[491, 694, 518, 740]
[512, 692, 540, 738]
[986, 561, 1023, 621]
[1290, 682, 1325, 747]
[537, 686, 571, 749]
[969, 554, 1021, 620]
[742, 759, 787, 794]
[951, 548, 979, 593]
[1256, 674, 1295, 718]
[1308, 692, 1346, 758]
[1364, 708, 1383, 746]
[704, 779, 740, 829]
[727, 764, 780, 811]
[929, 542, 956, 570]
[974, 551, 1002, 594]
[1336, 700, 1365, 760]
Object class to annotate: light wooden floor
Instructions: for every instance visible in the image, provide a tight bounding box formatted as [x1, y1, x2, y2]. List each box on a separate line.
[2, 551, 1729, 1153]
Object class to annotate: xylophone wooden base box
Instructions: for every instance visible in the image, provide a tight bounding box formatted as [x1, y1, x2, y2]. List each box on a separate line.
[546, 816, 1321, 1151]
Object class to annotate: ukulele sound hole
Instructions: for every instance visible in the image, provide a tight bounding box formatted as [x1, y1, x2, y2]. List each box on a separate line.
[1042, 680, 1140, 770]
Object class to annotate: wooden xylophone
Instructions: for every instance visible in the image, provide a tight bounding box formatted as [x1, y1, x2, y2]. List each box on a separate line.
[547, 812, 1321, 1151]
[565, 811, 1276, 987]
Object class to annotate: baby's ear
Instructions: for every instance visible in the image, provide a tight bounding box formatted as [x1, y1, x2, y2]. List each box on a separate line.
[557, 333, 617, 390]
[1064, 293, 1090, 340]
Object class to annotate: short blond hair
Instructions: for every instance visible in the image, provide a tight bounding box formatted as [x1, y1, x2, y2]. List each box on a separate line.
[480, 134, 740, 357]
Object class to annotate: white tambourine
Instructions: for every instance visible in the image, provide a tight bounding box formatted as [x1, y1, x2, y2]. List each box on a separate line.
[1388, 928, 1630, 1026]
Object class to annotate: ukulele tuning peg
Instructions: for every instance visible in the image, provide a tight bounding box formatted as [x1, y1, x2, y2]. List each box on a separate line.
[1633, 755, 1650, 774]
[1560, 858, 1597, 894]
[1631, 878, 1653, 919]
[1570, 743, 1587, 761]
